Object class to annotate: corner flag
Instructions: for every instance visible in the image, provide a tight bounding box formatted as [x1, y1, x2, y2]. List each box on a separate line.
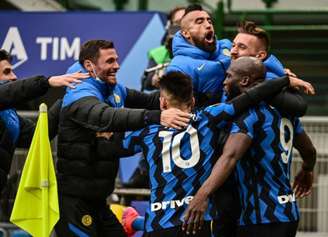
[10, 103, 59, 237]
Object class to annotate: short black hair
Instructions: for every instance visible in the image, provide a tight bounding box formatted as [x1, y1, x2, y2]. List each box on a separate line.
[183, 4, 203, 17]
[238, 21, 271, 51]
[79, 40, 114, 65]
[0, 49, 12, 63]
[159, 71, 193, 106]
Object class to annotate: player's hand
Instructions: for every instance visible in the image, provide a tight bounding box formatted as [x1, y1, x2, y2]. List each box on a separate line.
[160, 108, 191, 129]
[293, 169, 313, 198]
[284, 68, 297, 78]
[289, 76, 315, 95]
[48, 72, 90, 89]
[96, 132, 113, 140]
[182, 195, 208, 235]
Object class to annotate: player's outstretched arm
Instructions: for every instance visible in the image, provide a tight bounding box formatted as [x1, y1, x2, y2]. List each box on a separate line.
[0, 72, 88, 110]
[48, 72, 89, 89]
[183, 133, 251, 235]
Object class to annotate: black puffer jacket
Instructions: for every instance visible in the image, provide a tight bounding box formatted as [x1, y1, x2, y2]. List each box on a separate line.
[57, 89, 160, 200]
[0, 76, 62, 224]
[0, 76, 50, 110]
[0, 76, 55, 190]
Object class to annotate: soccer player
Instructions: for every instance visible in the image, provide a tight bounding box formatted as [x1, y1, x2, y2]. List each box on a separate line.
[183, 60, 317, 237]
[117, 57, 310, 237]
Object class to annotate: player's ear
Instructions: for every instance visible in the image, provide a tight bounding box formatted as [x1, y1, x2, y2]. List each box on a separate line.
[84, 60, 93, 72]
[190, 97, 195, 110]
[160, 96, 168, 110]
[256, 50, 267, 60]
[240, 76, 250, 86]
[181, 30, 191, 40]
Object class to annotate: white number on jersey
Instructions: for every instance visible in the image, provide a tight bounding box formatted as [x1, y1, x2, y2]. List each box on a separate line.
[159, 126, 200, 173]
[280, 118, 294, 164]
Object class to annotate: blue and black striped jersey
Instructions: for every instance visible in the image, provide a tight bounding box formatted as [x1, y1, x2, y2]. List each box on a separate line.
[230, 103, 304, 225]
[122, 103, 236, 232]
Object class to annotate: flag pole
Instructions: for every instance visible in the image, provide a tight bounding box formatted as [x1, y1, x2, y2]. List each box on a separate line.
[40, 103, 49, 237]
[10, 102, 59, 237]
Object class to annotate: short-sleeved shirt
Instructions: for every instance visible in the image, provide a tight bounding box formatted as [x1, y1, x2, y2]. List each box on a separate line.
[230, 103, 304, 226]
[122, 103, 236, 232]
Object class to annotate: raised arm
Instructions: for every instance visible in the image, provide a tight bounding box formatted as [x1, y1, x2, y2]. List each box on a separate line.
[268, 75, 315, 117]
[230, 75, 313, 118]
[0, 72, 88, 110]
[231, 75, 290, 113]
[269, 88, 307, 117]
[67, 96, 160, 132]
[0, 76, 49, 109]
[68, 96, 191, 131]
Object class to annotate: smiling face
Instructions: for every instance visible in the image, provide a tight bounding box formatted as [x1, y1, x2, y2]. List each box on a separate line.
[93, 48, 120, 85]
[181, 10, 216, 53]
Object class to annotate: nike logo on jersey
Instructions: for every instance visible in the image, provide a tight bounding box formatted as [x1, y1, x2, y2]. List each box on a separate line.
[197, 63, 205, 71]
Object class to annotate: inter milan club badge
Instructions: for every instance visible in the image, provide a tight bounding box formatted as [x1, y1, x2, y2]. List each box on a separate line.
[114, 93, 121, 104]
[82, 214, 93, 226]
[223, 48, 231, 57]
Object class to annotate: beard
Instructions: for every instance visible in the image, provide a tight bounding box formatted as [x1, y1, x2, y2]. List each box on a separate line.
[192, 35, 217, 53]
[98, 69, 118, 85]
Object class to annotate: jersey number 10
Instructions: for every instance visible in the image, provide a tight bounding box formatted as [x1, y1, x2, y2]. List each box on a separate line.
[159, 126, 200, 173]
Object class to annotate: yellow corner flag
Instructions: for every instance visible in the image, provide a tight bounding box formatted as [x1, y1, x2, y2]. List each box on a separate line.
[10, 103, 59, 237]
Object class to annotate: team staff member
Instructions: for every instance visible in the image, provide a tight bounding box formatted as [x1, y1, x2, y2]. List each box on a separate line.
[55, 40, 191, 237]
[0, 49, 89, 220]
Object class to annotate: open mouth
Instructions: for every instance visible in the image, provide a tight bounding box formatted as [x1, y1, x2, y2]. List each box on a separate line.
[205, 31, 214, 43]
[107, 71, 117, 77]
[230, 54, 237, 60]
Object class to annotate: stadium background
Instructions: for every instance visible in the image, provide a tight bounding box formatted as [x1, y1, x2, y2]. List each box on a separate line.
[0, 0, 327, 236]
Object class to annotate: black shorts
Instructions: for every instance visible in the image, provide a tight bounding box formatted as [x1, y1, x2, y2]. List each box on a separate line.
[237, 221, 299, 237]
[143, 221, 211, 237]
[55, 194, 126, 237]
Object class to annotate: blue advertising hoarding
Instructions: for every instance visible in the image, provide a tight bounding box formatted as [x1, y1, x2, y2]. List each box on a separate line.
[0, 11, 165, 89]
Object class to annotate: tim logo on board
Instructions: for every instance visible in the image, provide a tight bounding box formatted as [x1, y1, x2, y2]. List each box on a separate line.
[1, 27, 28, 69]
